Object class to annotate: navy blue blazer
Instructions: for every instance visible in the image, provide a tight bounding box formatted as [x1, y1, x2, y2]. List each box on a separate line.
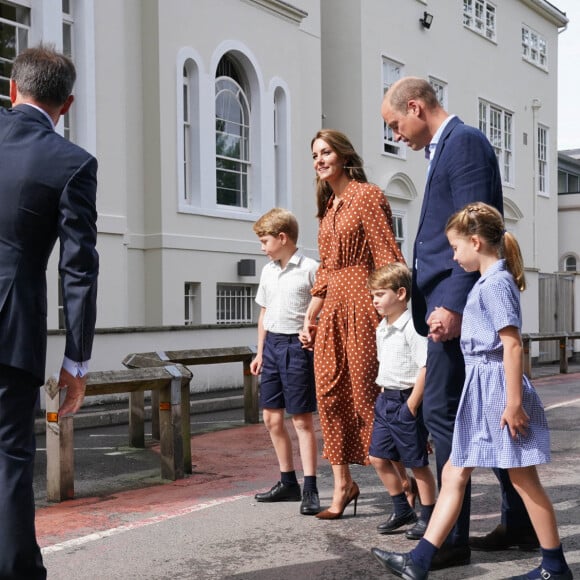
[0, 104, 98, 382]
[412, 116, 503, 336]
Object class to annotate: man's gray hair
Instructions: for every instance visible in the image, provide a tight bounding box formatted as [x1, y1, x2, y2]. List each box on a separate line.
[11, 44, 76, 107]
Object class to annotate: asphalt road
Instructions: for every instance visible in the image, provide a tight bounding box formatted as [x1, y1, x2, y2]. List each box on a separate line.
[34, 370, 580, 580]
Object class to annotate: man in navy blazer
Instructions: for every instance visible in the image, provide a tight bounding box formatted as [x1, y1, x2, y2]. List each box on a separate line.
[374, 78, 537, 570]
[0, 45, 98, 578]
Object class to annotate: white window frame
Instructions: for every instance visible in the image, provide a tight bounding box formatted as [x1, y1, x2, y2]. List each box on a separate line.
[537, 124, 548, 196]
[463, 0, 496, 42]
[177, 41, 275, 222]
[184, 282, 200, 325]
[215, 74, 251, 210]
[429, 76, 447, 109]
[382, 56, 405, 158]
[391, 211, 408, 262]
[0, 0, 31, 108]
[216, 283, 257, 325]
[479, 99, 513, 187]
[273, 82, 290, 208]
[182, 65, 192, 203]
[522, 24, 547, 70]
[61, 0, 74, 141]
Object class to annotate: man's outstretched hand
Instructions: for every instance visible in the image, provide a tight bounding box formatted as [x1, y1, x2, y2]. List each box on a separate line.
[57, 367, 87, 418]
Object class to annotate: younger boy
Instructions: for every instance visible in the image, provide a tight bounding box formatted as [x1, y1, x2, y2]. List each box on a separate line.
[368, 263, 436, 538]
[250, 208, 320, 515]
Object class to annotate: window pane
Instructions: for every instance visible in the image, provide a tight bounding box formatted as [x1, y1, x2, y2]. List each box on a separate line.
[215, 62, 251, 209]
[0, 4, 30, 106]
[217, 168, 243, 206]
[62, 22, 72, 56]
[0, 22, 17, 59]
[382, 58, 404, 157]
[216, 284, 256, 324]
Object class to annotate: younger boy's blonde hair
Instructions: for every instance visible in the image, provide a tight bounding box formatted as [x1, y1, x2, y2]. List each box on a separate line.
[253, 208, 299, 243]
[368, 262, 412, 303]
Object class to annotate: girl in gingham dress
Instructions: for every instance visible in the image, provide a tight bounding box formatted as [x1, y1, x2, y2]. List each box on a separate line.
[371, 202, 571, 580]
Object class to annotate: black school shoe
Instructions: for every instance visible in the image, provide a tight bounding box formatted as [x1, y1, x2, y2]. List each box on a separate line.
[405, 518, 428, 540]
[430, 544, 471, 570]
[300, 490, 321, 515]
[469, 524, 539, 551]
[377, 510, 418, 534]
[254, 481, 301, 502]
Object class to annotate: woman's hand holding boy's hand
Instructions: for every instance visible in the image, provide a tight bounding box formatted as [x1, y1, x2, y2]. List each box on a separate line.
[299, 323, 317, 351]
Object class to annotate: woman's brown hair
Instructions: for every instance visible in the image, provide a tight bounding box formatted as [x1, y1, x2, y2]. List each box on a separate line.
[311, 129, 367, 219]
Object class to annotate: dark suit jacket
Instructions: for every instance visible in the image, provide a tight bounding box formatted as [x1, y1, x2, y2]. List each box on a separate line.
[412, 116, 503, 336]
[0, 104, 98, 383]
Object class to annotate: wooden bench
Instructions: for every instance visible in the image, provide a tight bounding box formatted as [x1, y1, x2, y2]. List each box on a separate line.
[44, 364, 192, 502]
[122, 346, 259, 440]
[522, 332, 580, 379]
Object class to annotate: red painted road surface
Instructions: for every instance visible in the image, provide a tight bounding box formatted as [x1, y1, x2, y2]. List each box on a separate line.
[36, 371, 580, 552]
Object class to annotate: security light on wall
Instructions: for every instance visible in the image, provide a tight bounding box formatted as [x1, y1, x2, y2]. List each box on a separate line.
[420, 11, 433, 29]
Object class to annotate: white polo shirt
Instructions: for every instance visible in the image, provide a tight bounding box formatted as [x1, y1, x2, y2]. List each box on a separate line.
[376, 309, 427, 390]
[255, 250, 318, 334]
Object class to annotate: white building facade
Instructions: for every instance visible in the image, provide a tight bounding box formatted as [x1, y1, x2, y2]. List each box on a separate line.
[0, 0, 571, 389]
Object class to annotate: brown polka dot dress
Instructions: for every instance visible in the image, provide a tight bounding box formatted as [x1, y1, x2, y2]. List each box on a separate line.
[312, 180, 405, 465]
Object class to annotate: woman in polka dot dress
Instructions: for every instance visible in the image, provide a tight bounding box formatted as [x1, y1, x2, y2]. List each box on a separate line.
[300, 130, 404, 519]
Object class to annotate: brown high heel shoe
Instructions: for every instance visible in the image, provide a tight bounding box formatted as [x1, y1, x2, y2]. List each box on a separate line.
[315, 481, 360, 520]
[404, 476, 418, 510]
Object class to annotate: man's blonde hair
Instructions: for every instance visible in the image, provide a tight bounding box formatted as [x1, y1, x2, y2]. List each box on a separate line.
[253, 208, 299, 243]
[368, 262, 412, 303]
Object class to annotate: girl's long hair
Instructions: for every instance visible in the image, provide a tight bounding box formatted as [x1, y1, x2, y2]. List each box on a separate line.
[445, 202, 526, 291]
[311, 129, 367, 219]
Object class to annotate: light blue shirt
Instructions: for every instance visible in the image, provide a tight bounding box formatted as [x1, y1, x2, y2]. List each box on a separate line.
[426, 114, 456, 175]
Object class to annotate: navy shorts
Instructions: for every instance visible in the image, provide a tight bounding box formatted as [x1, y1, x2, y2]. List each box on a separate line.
[369, 388, 430, 468]
[259, 332, 316, 415]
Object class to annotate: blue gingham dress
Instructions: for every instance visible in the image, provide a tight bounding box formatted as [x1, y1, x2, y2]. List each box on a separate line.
[450, 260, 550, 468]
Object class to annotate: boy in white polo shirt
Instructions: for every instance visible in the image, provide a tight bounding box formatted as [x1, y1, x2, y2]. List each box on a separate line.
[368, 263, 437, 539]
[250, 208, 320, 515]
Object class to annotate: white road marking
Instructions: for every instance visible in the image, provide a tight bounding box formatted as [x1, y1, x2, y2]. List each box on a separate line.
[41, 493, 251, 555]
[545, 397, 580, 410]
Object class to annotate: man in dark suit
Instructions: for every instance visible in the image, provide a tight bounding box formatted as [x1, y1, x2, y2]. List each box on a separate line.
[0, 45, 98, 578]
[372, 77, 537, 573]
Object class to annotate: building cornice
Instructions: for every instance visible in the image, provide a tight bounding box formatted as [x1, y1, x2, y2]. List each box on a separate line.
[242, 0, 308, 23]
[520, 0, 569, 27]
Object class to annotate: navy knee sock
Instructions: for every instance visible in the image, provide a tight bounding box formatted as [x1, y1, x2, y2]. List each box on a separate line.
[281, 471, 298, 486]
[420, 503, 435, 523]
[540, 544, 568, 575]
[302, 475, 318, 493]
[392, 491, 413, 515]
[410, 538, 438, 572]
[518, 545, 569, 579]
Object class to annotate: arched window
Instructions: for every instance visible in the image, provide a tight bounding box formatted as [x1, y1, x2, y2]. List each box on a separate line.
[183, 64, 192, 202]
[564, 256, 577, 272]
[273, 85, 288, 207]
[177, 52, 201, 207]
[215, 55, 250, 209]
